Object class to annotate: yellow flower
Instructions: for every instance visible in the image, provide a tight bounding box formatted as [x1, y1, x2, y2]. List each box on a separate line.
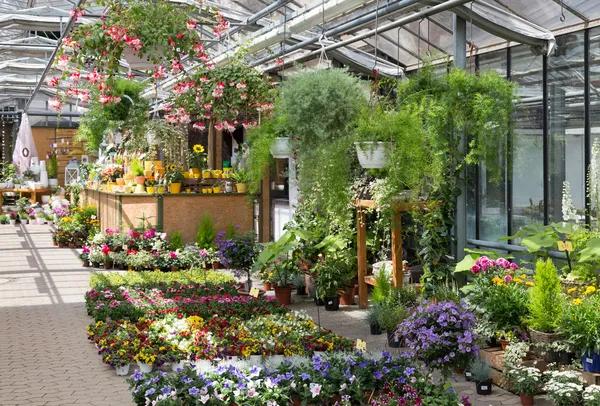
[526, 282, 534, 287]
[583, 286, 596, 295]
[568, 287, 577, 294]
[520, 274, 527, 279]
[193, 144, 205, 153]
[514, 278, 523, 283]
[168, 164, 176, 171]
[573, 298, 582, 305]
[492, 277, 503, 285]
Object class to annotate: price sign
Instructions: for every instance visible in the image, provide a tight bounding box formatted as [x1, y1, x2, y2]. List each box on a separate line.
[558, 240, 574, 252]
[355, 339, 367, 352]
[249, 287, 260, 298]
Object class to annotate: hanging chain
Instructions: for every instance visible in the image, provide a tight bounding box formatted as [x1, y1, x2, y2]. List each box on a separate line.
[559, 0, 566, 22]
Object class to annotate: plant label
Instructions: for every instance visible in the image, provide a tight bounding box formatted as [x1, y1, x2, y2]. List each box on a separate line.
[480, 386, 488, 390]
[249, 287, 260, 298]
[355, 339, 367, 352]
[587, 358, 593, 364]
[558, 240, 573, 252]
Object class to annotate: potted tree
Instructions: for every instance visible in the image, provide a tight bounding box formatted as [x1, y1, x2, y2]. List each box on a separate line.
[314, 254, 354, 311]
[272, 258, 295, 305]
[504, 366, 541, 405]
[47, 154, 59, 186]
[470, 357, 493, 396]
[216, 231, 260, 292]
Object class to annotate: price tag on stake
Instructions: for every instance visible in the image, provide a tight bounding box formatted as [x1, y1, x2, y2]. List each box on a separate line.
[249, 287, 260, 298]
[558, 240, 574, 252]
[356, 339, 367, 352]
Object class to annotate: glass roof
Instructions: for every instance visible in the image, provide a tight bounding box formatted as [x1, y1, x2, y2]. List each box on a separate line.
[0, 0, 597, 114]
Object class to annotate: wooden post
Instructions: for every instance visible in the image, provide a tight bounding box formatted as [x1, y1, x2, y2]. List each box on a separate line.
[391, 213, 403, 287]
[357, 207, 368, 308]
[215, 129, 223, 170]
[208, 120, 215, 169]
[260, 166, 271, 242]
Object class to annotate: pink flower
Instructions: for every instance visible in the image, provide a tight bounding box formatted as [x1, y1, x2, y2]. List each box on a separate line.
[78, 91, 91, 104]
[56, 55, 70, 71]
[310, 383, 321, 398]
[510, 262, 519, 270]
[471, 265, 481, 274]
[504, 275, 512, 283]
[47, 77, 60, 87]
[70, 70, 81, 84]
[236, 82, 246, 89]
[98, 94, 111, 104]
[187, 21, 197, 31]
[171, 59, 184, 74]
[125, 35, 143, 52]
[193, 122, 206, 131]
[153, 65, 166, 80]
[48, 97, 62, 111]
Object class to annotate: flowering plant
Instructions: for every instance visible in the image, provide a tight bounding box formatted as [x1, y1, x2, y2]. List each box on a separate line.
[561, 294, 600, 355]
[216, 231, 260, 281]
[398, 300, 478, 376]
[543, 370, 586, 406]
[583, 385, 600, 405]
[189, 144, 207, 170]
[100, 164, 123, 183]
[504, 366, 541, 396]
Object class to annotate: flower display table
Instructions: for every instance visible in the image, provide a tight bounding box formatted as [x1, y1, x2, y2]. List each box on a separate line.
[0, 187, 52, 206]
[81, 188, 253, 241]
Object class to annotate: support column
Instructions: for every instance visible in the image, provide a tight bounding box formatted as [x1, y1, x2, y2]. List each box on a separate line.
[208, 120, 216, 169]
[357, 207, 368, 309]
[391, 213, 403, 287]
[260, 166, 271, 243]
[453, 14, 467, 267]
[216, 129, 223, 170]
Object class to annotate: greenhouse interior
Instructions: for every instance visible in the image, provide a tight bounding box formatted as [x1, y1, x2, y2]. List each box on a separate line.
[3, 0, 600, 405]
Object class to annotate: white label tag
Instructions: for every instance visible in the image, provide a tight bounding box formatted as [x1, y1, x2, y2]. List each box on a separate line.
[481, 386, 488, 390]
[465, 372, 472, 377]
[587, 358, 593, 363]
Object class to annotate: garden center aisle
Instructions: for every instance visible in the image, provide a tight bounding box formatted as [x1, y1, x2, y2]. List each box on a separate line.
[0, 225, 132, 406]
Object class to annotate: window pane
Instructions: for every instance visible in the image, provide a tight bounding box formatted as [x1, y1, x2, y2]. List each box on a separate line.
[590, 27, 600, 222]
[511, 45, 545, 231]
[548, 31, 586, 223]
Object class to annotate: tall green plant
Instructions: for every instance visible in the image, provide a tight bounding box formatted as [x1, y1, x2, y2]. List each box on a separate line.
[47, 154, 59, 179]
[196, 213, 216, 249]
[527, 259, 564, 333]
[170, 231, 185, 250]
[371, 266, 392, 304]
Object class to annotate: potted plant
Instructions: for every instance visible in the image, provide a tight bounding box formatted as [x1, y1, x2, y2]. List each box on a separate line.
[561, 294, 600, 373]
[365, 304, 383, 335]
[270, 136, 292, 159]
[293, 272, 307, 296]
[504, 366, 541, 405]
[145, 176, 157, 194]
[164, 166, 184, 194]
[378, 303, 408, 347]
[314, 254, 354, 311]
[131, 158, 145, 185]
[47, 153, 59, 186]
[543, 370, 586, 406]
[233, 169, 250, 193]
[272, 258, 295, 305]
[216, 231, 259, 292]
[527, 259, 565, 344]
[8, 212, 17, 225]
[470, 357, 493, 395]
[189, 144, 207, 173]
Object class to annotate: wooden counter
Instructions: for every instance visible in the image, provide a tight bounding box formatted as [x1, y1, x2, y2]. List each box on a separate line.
[0, 187, 52, 204]
[81, 188, 255, 242]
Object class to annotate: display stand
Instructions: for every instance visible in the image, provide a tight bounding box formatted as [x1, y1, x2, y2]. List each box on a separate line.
[354, 199, 430, 309]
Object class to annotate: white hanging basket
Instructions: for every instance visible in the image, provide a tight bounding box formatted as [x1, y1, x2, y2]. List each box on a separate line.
[122, 47, 158, 71]
[270, 137, 292, 159]
[355, 142, 390, 169]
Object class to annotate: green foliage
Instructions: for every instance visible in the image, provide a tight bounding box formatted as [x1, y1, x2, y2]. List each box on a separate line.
[0, 163, 16, 181]
[469, 358, 491, 382]
[89, 269, 235, 290]
[371, 266, 392, 305]
[225, 221, 237, 239]
[527, 259, 564, 333]
[196, 213, 216, 250]
[47, 154, 59, 179]
[170, 231, 185, 250]
[245, 119, 276, 196]
[364, 303, 381, 326]
[561, 295, 600, 355]
[314, 251, 355, 297]
[76, 78, 148, 153]
[130, 158, 144, 176]
[377, 303, 409, 332]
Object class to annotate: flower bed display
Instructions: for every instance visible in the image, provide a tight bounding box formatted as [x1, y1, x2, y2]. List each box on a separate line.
[52, 204, 99, 247]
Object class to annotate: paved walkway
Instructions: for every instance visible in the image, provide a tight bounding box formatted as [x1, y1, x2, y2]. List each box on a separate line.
[0, 225, 550, 406]
[0, 224, 131, 405]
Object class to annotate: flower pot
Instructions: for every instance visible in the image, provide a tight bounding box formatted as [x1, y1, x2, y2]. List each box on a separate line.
[355, 142, 390, 169]
[370, 323, 383, 335]
[476, 379, 493, 396]
[116, 178, 125, 186]
[339, 287, 354, 305]
[409, 268, 424, 284]
[324, 295, 340, 311]
[236, 183, 248, 193]
[171, 361, 185, 372]
[52, 239, 57, 246]
[270, 137, 292, 158]
[263, 282, 273, 291]
[82, 260, 89, 267]
[519, 395, 534, 406]
[543, 349, 560, 364]
[169, 183, 181, 194]
[137, 362, 153, 373]
[499, 339, 509, 351]
[249, 355, 262, 365]
[212, 261, 220, 270]
[559, 351, 575, 365]
[387, 330, 400, 348]
[464, 369, 473, 381]
[274, 285, 292, 305]
[58, 242, 65, 248]
[315, 297, 325, 306]
[202, 170, 212, 179]
[68, 242, 76, 249]
[157, 186, 166, 194]
[115, 364, 130, 376]
[103, 262, 113, 270]
[212, 186, 221, 193]
[48, 178, 58, 186]
[296, 286, 307, 296]
[582, 351, 600, 373]
[135, 176, 145, 185]
[9, 220, 16, 225]
[146, 186, 155, 194]
[529, 329, 563, 344]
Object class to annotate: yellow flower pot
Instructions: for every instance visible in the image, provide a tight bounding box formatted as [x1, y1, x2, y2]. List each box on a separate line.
[211, 170, 223, 178]
[202, 170, 212, 179]
[169, 183, 182, 194]
[207, 189, 213, 194]
[236, 183, 249, 193]
[183, 172, 191, 179]
[212, 186, 221, 194]
[144, 161, 154, 171]
[193, 174, 201, 179]
[146, 187, 155, 194]
[154, 160, 163, 169]
[157, 186, 166, 194]
[185, 188, 191, 194]
[155, 168, 165, 178]
[191, 168, 201, 175]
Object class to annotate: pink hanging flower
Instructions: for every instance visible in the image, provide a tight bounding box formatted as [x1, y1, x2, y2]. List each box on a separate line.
[171, 59, 184, 74]
[47, 77, 61, 87]
[65, 87, 78, 98]
[48, 97, 62, 111]
[193, 122, 206, 131]
[70, 70, 81, 84]
[125, 35, 143, 52]
[194, 43, 205, 53]
[203, 103, 212, 111]
[62, 36, 78, 51]
[78, 91, 91, 104]
[214, 122, 224, 131]
[236, 82, 246, 89]
[240, 93, 247, 100]
[163, 103, 173, 112]
[153, 65, 166, 80]
[70, 7, 85, 21]
[56, 55, 70, 71]
[200, 76, 209, 84]
[98, 94, 111, 104]
[187, 21, 197, 31]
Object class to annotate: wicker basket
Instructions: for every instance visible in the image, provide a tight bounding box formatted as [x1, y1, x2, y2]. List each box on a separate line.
[529, 328, 564, 344]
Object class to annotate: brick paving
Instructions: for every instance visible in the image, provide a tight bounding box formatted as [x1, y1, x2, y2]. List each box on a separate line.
[0, 225, 551, 405]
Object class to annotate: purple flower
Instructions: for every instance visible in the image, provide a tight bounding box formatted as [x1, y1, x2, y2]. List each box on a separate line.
[161, 386, 171, 395]
[189, 387, 200, 396]
[144, 388, 155, 396]
[131, 370, 144, 381]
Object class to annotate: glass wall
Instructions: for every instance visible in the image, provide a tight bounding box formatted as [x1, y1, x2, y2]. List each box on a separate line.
[511, 45, 545, 231]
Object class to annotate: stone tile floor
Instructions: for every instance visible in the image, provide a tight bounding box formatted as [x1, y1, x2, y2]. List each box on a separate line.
[0, 225, 552, 405]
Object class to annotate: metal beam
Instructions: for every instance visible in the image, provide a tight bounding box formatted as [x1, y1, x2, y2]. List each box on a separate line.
[549, 0, 589, 22]
[23, 0, 86, 113]
[454, 14, 467, 266]
[258, 0, 473, 69]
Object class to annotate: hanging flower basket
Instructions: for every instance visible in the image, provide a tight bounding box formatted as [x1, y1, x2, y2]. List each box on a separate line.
[122, 47, 163, 71]
[355, 142, 390, 169]
[270, 137, 292, 159]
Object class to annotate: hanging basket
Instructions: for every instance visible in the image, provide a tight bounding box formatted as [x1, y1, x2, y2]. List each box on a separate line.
[270, 137, 292, 159]
[122, 47, 162, 71]
[355, 142, 389, 169]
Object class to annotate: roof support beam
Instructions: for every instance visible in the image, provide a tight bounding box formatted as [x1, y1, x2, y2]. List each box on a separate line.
[23, 0, 86, 112]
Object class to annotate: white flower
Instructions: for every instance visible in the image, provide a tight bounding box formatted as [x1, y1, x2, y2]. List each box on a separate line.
[310, 383, 321, 398]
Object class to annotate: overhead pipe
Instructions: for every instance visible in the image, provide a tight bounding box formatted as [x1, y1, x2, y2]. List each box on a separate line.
[23, 0, 87, 113]
[259, 0, 474, 69]
[251, 0, 422, 67]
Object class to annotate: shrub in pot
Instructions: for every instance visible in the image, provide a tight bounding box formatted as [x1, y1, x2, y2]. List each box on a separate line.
[470, 357, 493, 396]
[365, 304, 383, 335]
[272, 259, 295, 305]
[543, 370, 586, 406]
[504, 366, 541, 406]
[560, 294, 600, 373]
[313, 252, 355, 312]
[526, 259, 565, 344]
[292, 272, 307, 296]
[378, 303, 408, 348]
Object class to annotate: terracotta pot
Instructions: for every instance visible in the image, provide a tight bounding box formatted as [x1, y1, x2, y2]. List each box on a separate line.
[68, 242, 76, 249]
[116, 178, 125, 186]
[135, 176, 145, 185]
[274, 285, 292, 305]
[291, 397, 302, 406]
[82, 260, 89, 267]
[58, 243, 65, 248]
[103, 262, 113, 270]
[170, 266, 178, 272]
[263, 282, 273, 291]
[339, 287, 354, 305]
[500, 339, 509, 351]
[52, 239, 57, 246]
[329, 394, 341, 404]
[520, 395, 534, 406]
[212, 261, 220, 270]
